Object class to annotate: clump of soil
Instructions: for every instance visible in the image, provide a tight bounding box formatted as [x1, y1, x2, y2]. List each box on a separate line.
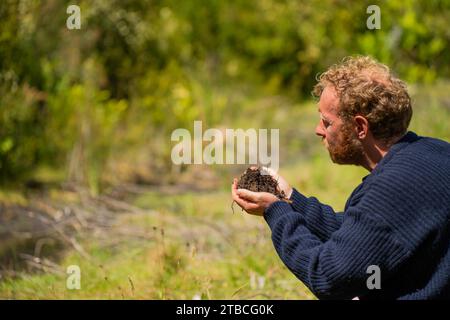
[236, 167, 289, 201]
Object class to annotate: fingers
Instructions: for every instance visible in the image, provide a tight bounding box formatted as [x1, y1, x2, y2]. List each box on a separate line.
[232, 179, 260, 204]
[231, 178, 240, 201]
[237, 198, 260, 211]
[232, 179, 261, 212]
[236, 188, 259, 202]
[232, 178, 238, 191]
[231, 179, 248, 205]
[232, 177, 278, 216]
[234, 191, 259, 211]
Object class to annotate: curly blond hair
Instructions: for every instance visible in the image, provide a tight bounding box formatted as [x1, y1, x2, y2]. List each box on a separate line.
[313, 56, 412, 146]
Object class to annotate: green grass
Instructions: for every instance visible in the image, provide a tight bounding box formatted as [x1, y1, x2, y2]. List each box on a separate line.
[0, 190, 315, 299]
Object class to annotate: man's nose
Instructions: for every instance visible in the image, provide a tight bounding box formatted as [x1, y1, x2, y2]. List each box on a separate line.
[315, 123, 325, 138]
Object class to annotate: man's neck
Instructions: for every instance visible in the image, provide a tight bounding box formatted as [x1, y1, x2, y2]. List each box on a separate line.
[358, 133, 408, 172]
[361, 147, 389, 172]
[361, 141, 392, 172]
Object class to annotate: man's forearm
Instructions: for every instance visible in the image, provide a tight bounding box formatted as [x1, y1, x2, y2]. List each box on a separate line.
[288, 188, 344, 241]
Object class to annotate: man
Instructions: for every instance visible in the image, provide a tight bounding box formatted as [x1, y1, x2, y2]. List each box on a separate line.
[231, 56, 450, 299]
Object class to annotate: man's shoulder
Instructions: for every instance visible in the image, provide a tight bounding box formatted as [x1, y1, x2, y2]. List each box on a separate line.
[407, 134, 450, 155]
[386, 133, 450, 170]
[357, 133, 449, 199]
[346, 133, 449, 210]
[366, 134, 449, 201]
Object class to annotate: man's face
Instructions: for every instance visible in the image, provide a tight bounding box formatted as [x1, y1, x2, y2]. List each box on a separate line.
[315, 86, 364, 165]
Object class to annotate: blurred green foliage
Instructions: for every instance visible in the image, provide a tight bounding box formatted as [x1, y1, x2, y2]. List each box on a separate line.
[1, 0, 449, 189]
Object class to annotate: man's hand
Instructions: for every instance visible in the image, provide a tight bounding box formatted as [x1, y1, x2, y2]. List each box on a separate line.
[231, 178, 279, 216]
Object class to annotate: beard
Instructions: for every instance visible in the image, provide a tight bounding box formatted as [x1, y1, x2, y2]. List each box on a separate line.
[326, 123, 365, 165]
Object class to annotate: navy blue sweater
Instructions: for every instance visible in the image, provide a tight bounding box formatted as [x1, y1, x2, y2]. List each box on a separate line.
[264, 132, 450, 300]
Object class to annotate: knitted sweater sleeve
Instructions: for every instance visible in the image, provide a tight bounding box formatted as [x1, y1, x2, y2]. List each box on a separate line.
[264, 191, 411, 299]
[289, 188, 344, 241]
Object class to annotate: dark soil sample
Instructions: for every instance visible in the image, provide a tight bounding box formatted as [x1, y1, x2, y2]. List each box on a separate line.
[236, 167, 289, 201]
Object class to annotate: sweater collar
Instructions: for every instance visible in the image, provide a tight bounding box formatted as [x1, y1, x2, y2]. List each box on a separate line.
[363, 131, 420, 180]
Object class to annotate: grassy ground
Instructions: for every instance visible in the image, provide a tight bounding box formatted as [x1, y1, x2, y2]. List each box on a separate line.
[0, 82, 448, 300]
[0, 189, 316, 299]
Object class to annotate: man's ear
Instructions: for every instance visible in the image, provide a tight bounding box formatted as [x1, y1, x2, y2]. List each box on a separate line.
[353, 115, 369, 139]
